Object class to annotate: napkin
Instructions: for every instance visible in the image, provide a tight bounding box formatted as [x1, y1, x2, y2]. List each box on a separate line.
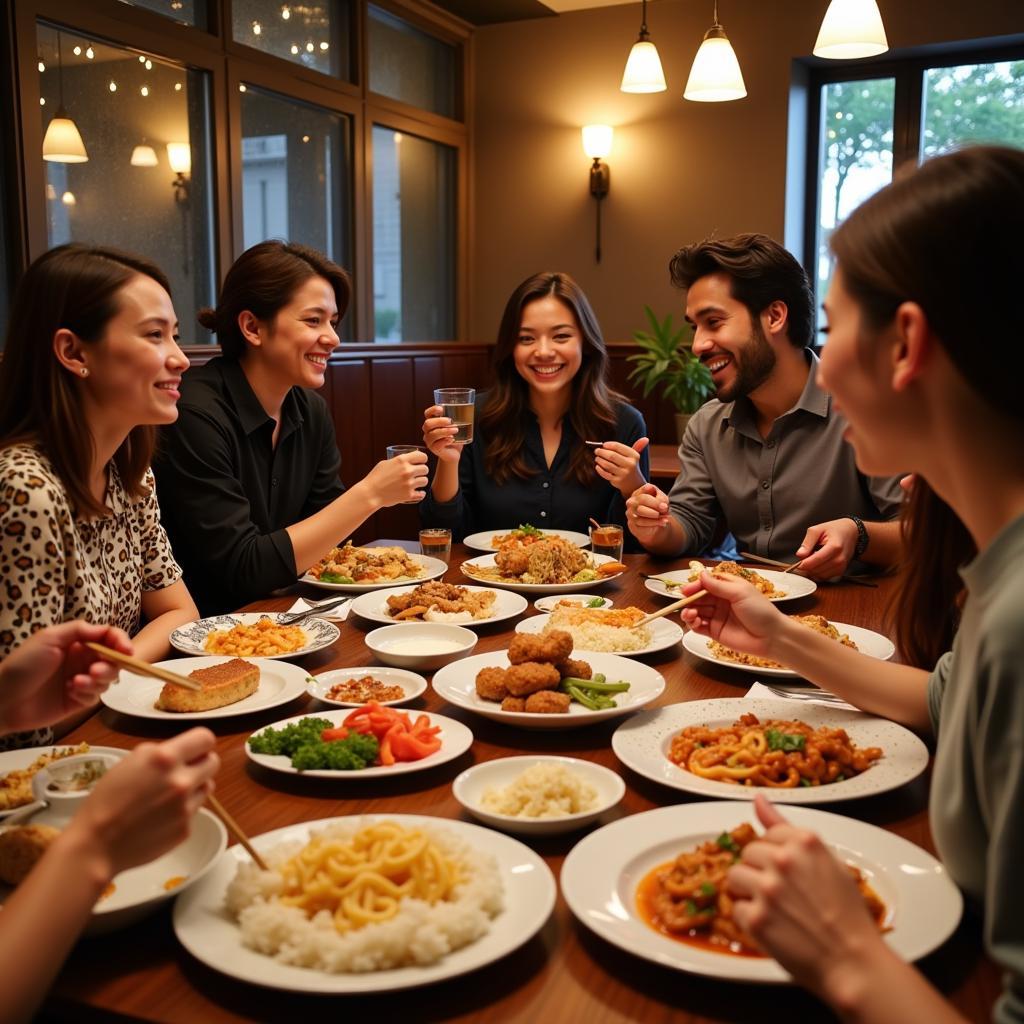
[745, 680, 856, 711]
[286, 597, 350, 622]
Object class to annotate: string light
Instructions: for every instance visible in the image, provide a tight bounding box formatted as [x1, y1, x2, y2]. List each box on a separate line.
[38, 60, 46, 73]
[108, 80, 117, 92]
[174, 82, 182, 91]
[252, 21, 262, 35]
[72, 45, 81, 56]
[138, 55, 145, 63]
[239, 83, 247, 92]
[281, 5, 291, 19]
[145, 59, 152, 70]
[39, 97, 45, 106]
[305, 41, 314, 52]
[320, 41, 329, 51]
[290, 44, 299, 54]
[85, 47, 94, 59]
[140, 86, 149, 97]
[61, 191, 76, 205]
[302, 134, 310, 142]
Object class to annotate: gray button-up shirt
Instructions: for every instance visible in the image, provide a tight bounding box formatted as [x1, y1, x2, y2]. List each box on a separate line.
[666, 352, 903, 559]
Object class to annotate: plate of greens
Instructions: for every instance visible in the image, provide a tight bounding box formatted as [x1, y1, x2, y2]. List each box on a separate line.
[244, 707, 473, 778]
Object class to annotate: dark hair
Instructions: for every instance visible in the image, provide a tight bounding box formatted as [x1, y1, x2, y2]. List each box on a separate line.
[479, 272, 623, 486]
[0, 244, 170, 518]
[199, 241, 351, 359]
[669, 233, 815, 349]
[831, 145, 1024, 667]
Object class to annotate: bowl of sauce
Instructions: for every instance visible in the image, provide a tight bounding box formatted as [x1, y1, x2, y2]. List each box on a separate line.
[364, 623, 478, 670]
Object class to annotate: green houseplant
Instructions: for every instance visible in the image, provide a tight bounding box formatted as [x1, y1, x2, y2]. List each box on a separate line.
[626, 306, 715, 443]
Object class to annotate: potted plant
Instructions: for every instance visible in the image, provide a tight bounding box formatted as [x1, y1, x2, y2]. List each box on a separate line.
[626, 306, 715, 443]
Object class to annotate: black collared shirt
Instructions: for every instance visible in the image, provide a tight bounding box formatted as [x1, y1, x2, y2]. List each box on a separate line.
[419, 395, 649, 547]
[154, 357, 344, 615]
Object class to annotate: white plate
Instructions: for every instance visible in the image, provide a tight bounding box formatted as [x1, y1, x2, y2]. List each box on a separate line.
[682, 622, 895, 678]
[459, 552, 624, 594]
[533, 593, 613, 612]
[561, 803, 962, 983]
[169, 613, 340, 660]
[101, 657, 311, 721]
[515, 612, 683, 657]
[173, 814, 557, 993]
[246, 708, 473, 778]
[612, 699, 928, 803]
[645, 568, 817, 604]
[300, 554, 448, 592]
[432, 650, 665, 730]
[453, 755, 625, 835]
[462, 528, 591, 552]
[0, 745, 128, 820]
[308, 667, 427, 707]
[349, 584, 528, 628]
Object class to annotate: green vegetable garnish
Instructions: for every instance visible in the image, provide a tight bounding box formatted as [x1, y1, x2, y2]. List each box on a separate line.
[800, 778, 813, 787]
[684, 899, 698, 915]
[248, 717, 379, 771]
[318, 571, 355, 584]
[766, 729, 806, 752]
[515, 524, 543, 537]
[572, 569, 600, 582]
[716, 831, 739, 854]
[586, 597, 606, 608]
[699, 881, 717, 897]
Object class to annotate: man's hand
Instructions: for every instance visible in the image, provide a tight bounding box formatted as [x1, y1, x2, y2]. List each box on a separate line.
[794, 518, 860, 578]
[625, 483, 671, 540]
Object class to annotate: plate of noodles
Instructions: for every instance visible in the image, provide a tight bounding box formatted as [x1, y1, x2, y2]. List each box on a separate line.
[611, 699, 928, 803]
[645, 562, 817, 604]
[460, 550, 624, 594]
[173, 813, 556, 993]
[514, 607, 683, 657]
[561, 802, 962, 984]
[301, 545, 448, 592]
[169, 613, 340, 660]
[682, 618, 895, 677]
[462, 527, 590, 553]
[101, 657, 311, 721]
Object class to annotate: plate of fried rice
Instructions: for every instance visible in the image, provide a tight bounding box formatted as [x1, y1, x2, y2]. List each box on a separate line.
[514, 606, 683, 656]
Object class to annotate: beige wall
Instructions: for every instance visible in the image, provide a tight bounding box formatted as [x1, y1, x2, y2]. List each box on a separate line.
[470, 0, 1023, 343]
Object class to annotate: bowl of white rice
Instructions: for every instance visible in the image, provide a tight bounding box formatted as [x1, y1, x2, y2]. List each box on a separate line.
[453, 756, 625, 836]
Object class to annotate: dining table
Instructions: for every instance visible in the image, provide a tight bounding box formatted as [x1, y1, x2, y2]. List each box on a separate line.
[44, 549, 1000, 1023]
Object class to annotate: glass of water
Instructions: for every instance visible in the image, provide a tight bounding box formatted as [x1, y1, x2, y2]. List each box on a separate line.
[433, 388, 475, 445]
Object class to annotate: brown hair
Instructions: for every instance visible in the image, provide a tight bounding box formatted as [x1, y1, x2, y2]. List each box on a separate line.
[199, 241, 351, 359]
[831, 145, 1024, 667]
[479, 272, 623, 486]
[0, 244, 170, 518]
[669, 233, 815, 349]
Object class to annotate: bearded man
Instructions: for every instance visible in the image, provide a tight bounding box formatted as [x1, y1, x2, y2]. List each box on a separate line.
[626, 233, 903, 578]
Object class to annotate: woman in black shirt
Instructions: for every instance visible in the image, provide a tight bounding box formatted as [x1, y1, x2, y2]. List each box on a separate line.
[420, 272, 649, 540]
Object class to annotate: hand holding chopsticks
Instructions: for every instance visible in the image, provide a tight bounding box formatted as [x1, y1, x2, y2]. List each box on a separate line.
[636, 588, 708, 627]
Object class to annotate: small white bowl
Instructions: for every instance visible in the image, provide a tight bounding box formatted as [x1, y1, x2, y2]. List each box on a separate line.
[452, 755, 625, 836]
[533, 593, 614, 613]
[308, 666, 428, 707]
[30, 752, 124, 827]
[364, 623, 478, 671]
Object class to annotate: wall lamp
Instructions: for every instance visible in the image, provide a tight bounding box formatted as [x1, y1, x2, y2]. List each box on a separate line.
[166, 142, 191, 203]
[582, 124, 612, 263]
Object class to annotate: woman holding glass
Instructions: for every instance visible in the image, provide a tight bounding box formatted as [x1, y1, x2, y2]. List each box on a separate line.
[420, 271, 650, 540]
[681, 146, 1024, 1023]
[154, 241, 427, 615]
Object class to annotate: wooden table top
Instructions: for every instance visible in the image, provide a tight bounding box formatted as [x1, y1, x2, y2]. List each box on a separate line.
[46, 552, 998, 1023]
[648, 443, 681, 480]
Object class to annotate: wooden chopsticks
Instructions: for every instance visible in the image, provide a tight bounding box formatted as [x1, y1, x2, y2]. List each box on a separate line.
[206, 794, 268, 871]
[85, 642, 202, 692]
[636, 588, 707, 627]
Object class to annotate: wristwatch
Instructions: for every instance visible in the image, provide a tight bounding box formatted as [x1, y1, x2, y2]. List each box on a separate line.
[846, 515, 869, 560]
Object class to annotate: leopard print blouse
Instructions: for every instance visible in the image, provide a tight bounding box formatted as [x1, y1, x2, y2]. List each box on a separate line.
[0, 444, 183, 749]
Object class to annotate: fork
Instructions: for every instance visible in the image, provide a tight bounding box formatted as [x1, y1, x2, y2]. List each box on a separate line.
[760, 683, 852, 707]
[278, 596, 351, 625]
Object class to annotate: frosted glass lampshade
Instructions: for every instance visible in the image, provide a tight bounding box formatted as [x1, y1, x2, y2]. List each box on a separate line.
[621, 40, 667, 93]
[684, 28, 747, 103]
[581, 124, 613, 160]
[130, 144, 158, 167]
[813, 0, 888, 59]
[42, 112, 88, 162]
[166, 142, 192, 175]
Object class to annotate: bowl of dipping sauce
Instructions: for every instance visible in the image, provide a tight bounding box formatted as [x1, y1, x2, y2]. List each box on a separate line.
[364, 623, 478, 671]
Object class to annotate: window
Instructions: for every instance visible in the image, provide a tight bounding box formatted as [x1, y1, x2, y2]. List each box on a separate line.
[372, 125, 455, 341]
[38, 24, 215, 344]
[116, 0, 208, 28]
[803, 47, 1024, 337]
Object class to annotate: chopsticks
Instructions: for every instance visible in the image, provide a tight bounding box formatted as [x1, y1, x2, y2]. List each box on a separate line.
[206, 794, 268, 871]
[85, 642, 202, 691]
[738, 551, 879, 588]
[635, 589, 707, 626]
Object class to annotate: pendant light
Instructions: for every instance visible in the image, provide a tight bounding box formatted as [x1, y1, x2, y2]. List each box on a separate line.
[813, 0, 889, 60]
[684, 0, 747, 103]
[42, 32, 88, 163]
[620, 0, 666, 94]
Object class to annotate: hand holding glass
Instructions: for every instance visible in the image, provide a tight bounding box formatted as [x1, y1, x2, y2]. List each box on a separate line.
[433, 388, 475, 445]
[386, 445, 426, 504]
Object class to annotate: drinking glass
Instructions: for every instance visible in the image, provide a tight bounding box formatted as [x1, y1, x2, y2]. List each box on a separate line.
[589, 523, 624, 561]
[433, 388, 475, 445]
[386, 445, 425, 504]
[419, 527, 452, 563]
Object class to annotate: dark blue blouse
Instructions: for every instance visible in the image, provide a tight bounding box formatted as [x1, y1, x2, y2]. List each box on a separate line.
[419, 395, 649, 547]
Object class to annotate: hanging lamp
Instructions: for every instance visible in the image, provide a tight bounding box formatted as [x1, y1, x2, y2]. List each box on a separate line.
[684, 1, 747, 103]
[42, 31, 88, 162]
[620, 0, 666, 93]
[813, 0, 889, 60]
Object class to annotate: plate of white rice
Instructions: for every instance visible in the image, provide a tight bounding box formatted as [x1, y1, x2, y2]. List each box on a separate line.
[173, 814, 556, 992]
[514, 607, 683, 656]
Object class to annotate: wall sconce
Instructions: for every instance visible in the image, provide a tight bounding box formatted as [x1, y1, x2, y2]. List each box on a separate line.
[130, 144, 158, 167]
[582, 125, 612, 264]
[166, 142, 191, 203]
[813, 0, 889, 59]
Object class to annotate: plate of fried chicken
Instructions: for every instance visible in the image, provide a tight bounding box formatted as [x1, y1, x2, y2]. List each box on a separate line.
[431, 630, 665, 730]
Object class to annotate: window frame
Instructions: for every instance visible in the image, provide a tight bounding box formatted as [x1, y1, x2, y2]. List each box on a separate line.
[6, 0, 471, 348]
